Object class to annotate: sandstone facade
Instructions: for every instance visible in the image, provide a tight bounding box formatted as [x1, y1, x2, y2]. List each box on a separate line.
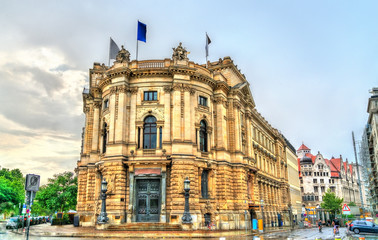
[76, 44, 290, 230]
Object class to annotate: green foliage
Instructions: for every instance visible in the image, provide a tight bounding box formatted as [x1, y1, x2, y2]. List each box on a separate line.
[33, 171, 77, 215]
[321, 189, 344, 215]
[349, 202, 357, 206]
[0, 168, 24, 215]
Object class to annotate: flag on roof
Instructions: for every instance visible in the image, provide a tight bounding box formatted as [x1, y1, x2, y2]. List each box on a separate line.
[137, 21, 147, 42]
[109, 37, 120, 60]
[205, 33, 211, 57]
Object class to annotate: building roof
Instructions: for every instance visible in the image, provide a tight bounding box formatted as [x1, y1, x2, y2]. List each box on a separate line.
[297, 144, 310, 151]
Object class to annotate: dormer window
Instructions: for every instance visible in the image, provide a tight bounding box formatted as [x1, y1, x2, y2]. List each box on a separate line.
[144, 91, 158, 101]
[199, 96, 207, 107]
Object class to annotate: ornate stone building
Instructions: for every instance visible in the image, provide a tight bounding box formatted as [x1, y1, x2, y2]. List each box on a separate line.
[76, 43, 290, 230]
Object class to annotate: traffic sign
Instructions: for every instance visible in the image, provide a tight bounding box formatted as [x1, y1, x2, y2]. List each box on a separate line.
[342, 204, 351, 211]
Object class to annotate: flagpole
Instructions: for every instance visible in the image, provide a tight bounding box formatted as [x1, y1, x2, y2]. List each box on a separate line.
[108, 37, 111, 67]
[136, 20, 139, 62]
[206, 32, 208, 68]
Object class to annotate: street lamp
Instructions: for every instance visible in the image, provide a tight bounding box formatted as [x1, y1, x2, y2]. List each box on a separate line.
[97, 179, 109, 224]
[182, 177, 192, 223]
[260, 199, 265, 228]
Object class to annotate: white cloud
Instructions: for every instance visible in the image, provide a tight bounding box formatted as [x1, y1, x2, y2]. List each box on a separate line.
[0, 47, 86, 184]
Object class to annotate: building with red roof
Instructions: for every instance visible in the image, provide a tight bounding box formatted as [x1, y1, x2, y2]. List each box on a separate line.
[297, 144, 363, 216]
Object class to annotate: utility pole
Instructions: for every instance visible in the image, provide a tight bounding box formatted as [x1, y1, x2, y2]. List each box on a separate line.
[352, 131, 364, 209]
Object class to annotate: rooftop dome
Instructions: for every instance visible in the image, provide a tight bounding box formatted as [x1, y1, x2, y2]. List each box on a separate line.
[300, 155, 312, 164]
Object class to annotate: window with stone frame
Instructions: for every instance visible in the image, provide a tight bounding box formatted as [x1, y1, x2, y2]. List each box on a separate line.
[199, 96, 208, 107]
[313, 179, 317, 183]
[201, 169, 209, 198]
[199, 120, 208, 152]
[143, 116, 157, 149]
[320, 179, 324, 184]
[314, 186, 318, 192]
[321, 186, 325, 192]
[103, 99, 109, 109]
[144, 91, 158, 101]
[102, 122, 108, 153]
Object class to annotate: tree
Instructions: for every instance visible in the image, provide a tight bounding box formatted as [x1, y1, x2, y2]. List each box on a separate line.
[349, 202, 357, 206]
[33, 171, 77, 214]
[0, 168, 24, 216]
[321, 189, 344, 215]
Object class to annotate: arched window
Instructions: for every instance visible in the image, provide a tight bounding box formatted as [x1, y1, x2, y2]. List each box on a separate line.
[143, 116, 157, 149]
[102, 123, 108, 153]
[199, 120, 207, 152]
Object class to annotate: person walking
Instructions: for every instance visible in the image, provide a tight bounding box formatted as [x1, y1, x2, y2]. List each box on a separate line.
[317, 219, 322, 232]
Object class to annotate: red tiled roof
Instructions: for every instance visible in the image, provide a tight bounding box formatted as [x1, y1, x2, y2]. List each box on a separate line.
[298, 144, 310, 151]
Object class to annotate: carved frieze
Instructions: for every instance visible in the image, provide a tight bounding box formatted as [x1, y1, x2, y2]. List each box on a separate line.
[136, 106, 165, 122]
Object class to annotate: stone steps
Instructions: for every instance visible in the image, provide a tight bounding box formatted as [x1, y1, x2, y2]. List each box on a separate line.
[107, 223, 182, 231]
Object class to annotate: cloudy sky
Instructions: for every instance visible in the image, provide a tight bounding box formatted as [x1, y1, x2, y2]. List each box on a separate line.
[1, 0, 376, 184]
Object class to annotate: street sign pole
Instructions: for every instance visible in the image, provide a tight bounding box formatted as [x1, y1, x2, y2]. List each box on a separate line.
[24, 174, 40, 240]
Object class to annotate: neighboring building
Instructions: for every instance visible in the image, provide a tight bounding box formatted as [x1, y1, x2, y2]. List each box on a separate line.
[360, 88, 378, 214]
[297, 144, 362, 214]
[76, 44, 290, 230]
[285, 138, 301, 224]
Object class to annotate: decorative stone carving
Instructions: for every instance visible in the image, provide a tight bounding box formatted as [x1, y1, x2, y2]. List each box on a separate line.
[136, 107, 165, 122]
[107, 174, 116, 194]
[115, 45, 130, 63]
[163, 85, 172, 93]
[93, 101, 102, 109]
[129, 87, 138, 94]
[172, 42, 189, 61]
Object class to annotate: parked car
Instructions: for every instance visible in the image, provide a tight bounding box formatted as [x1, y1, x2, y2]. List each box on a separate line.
[349, 220, 378, 234]
[6, 217, 21, 229]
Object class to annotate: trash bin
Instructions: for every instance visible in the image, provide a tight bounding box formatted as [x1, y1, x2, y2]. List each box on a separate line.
[73, 215, 79, 227]
[252, 219, 258, 230]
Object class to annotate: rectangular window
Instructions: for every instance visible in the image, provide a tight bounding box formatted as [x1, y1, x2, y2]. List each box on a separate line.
[201, 170, 209, 198]
[321, 186, 325, 192]
[314, 186, 318, 192]
[313, 179, 317, 183]
[320, 179, 324, 183]
[301, 187, 304, 192]
[144, 91, 158, 101]
[199, 96, 207, 106]
[315, 196, 319, 201]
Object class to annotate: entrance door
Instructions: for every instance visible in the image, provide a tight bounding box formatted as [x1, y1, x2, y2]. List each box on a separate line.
[136, 179, 160, 222]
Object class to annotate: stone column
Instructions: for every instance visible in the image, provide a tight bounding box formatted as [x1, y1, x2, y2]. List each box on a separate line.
[129, 88, 138, 147]
[115, 86, 127, 143]
[157, 126, 161, 149]
[128, 170, 135, 223]
[183, 88, 191, 141]
[163, 86, 171, 144]
[91, 102, 101, 152]
[172, 84, 181, 141]
[139, 127, 144, 149]
[108, 87, 117, 143]
[160, 171, 167, 222]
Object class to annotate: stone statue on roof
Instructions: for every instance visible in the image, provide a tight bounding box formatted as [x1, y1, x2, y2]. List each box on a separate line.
[172, 42, 189, 61]
[116, 45, 130, 63]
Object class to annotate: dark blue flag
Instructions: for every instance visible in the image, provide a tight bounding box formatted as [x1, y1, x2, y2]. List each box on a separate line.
[137, 21, 147, 42]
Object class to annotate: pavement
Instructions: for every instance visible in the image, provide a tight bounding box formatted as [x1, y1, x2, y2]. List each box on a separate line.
[5, 224, 377, 239]
[6, 223, 293, 239]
